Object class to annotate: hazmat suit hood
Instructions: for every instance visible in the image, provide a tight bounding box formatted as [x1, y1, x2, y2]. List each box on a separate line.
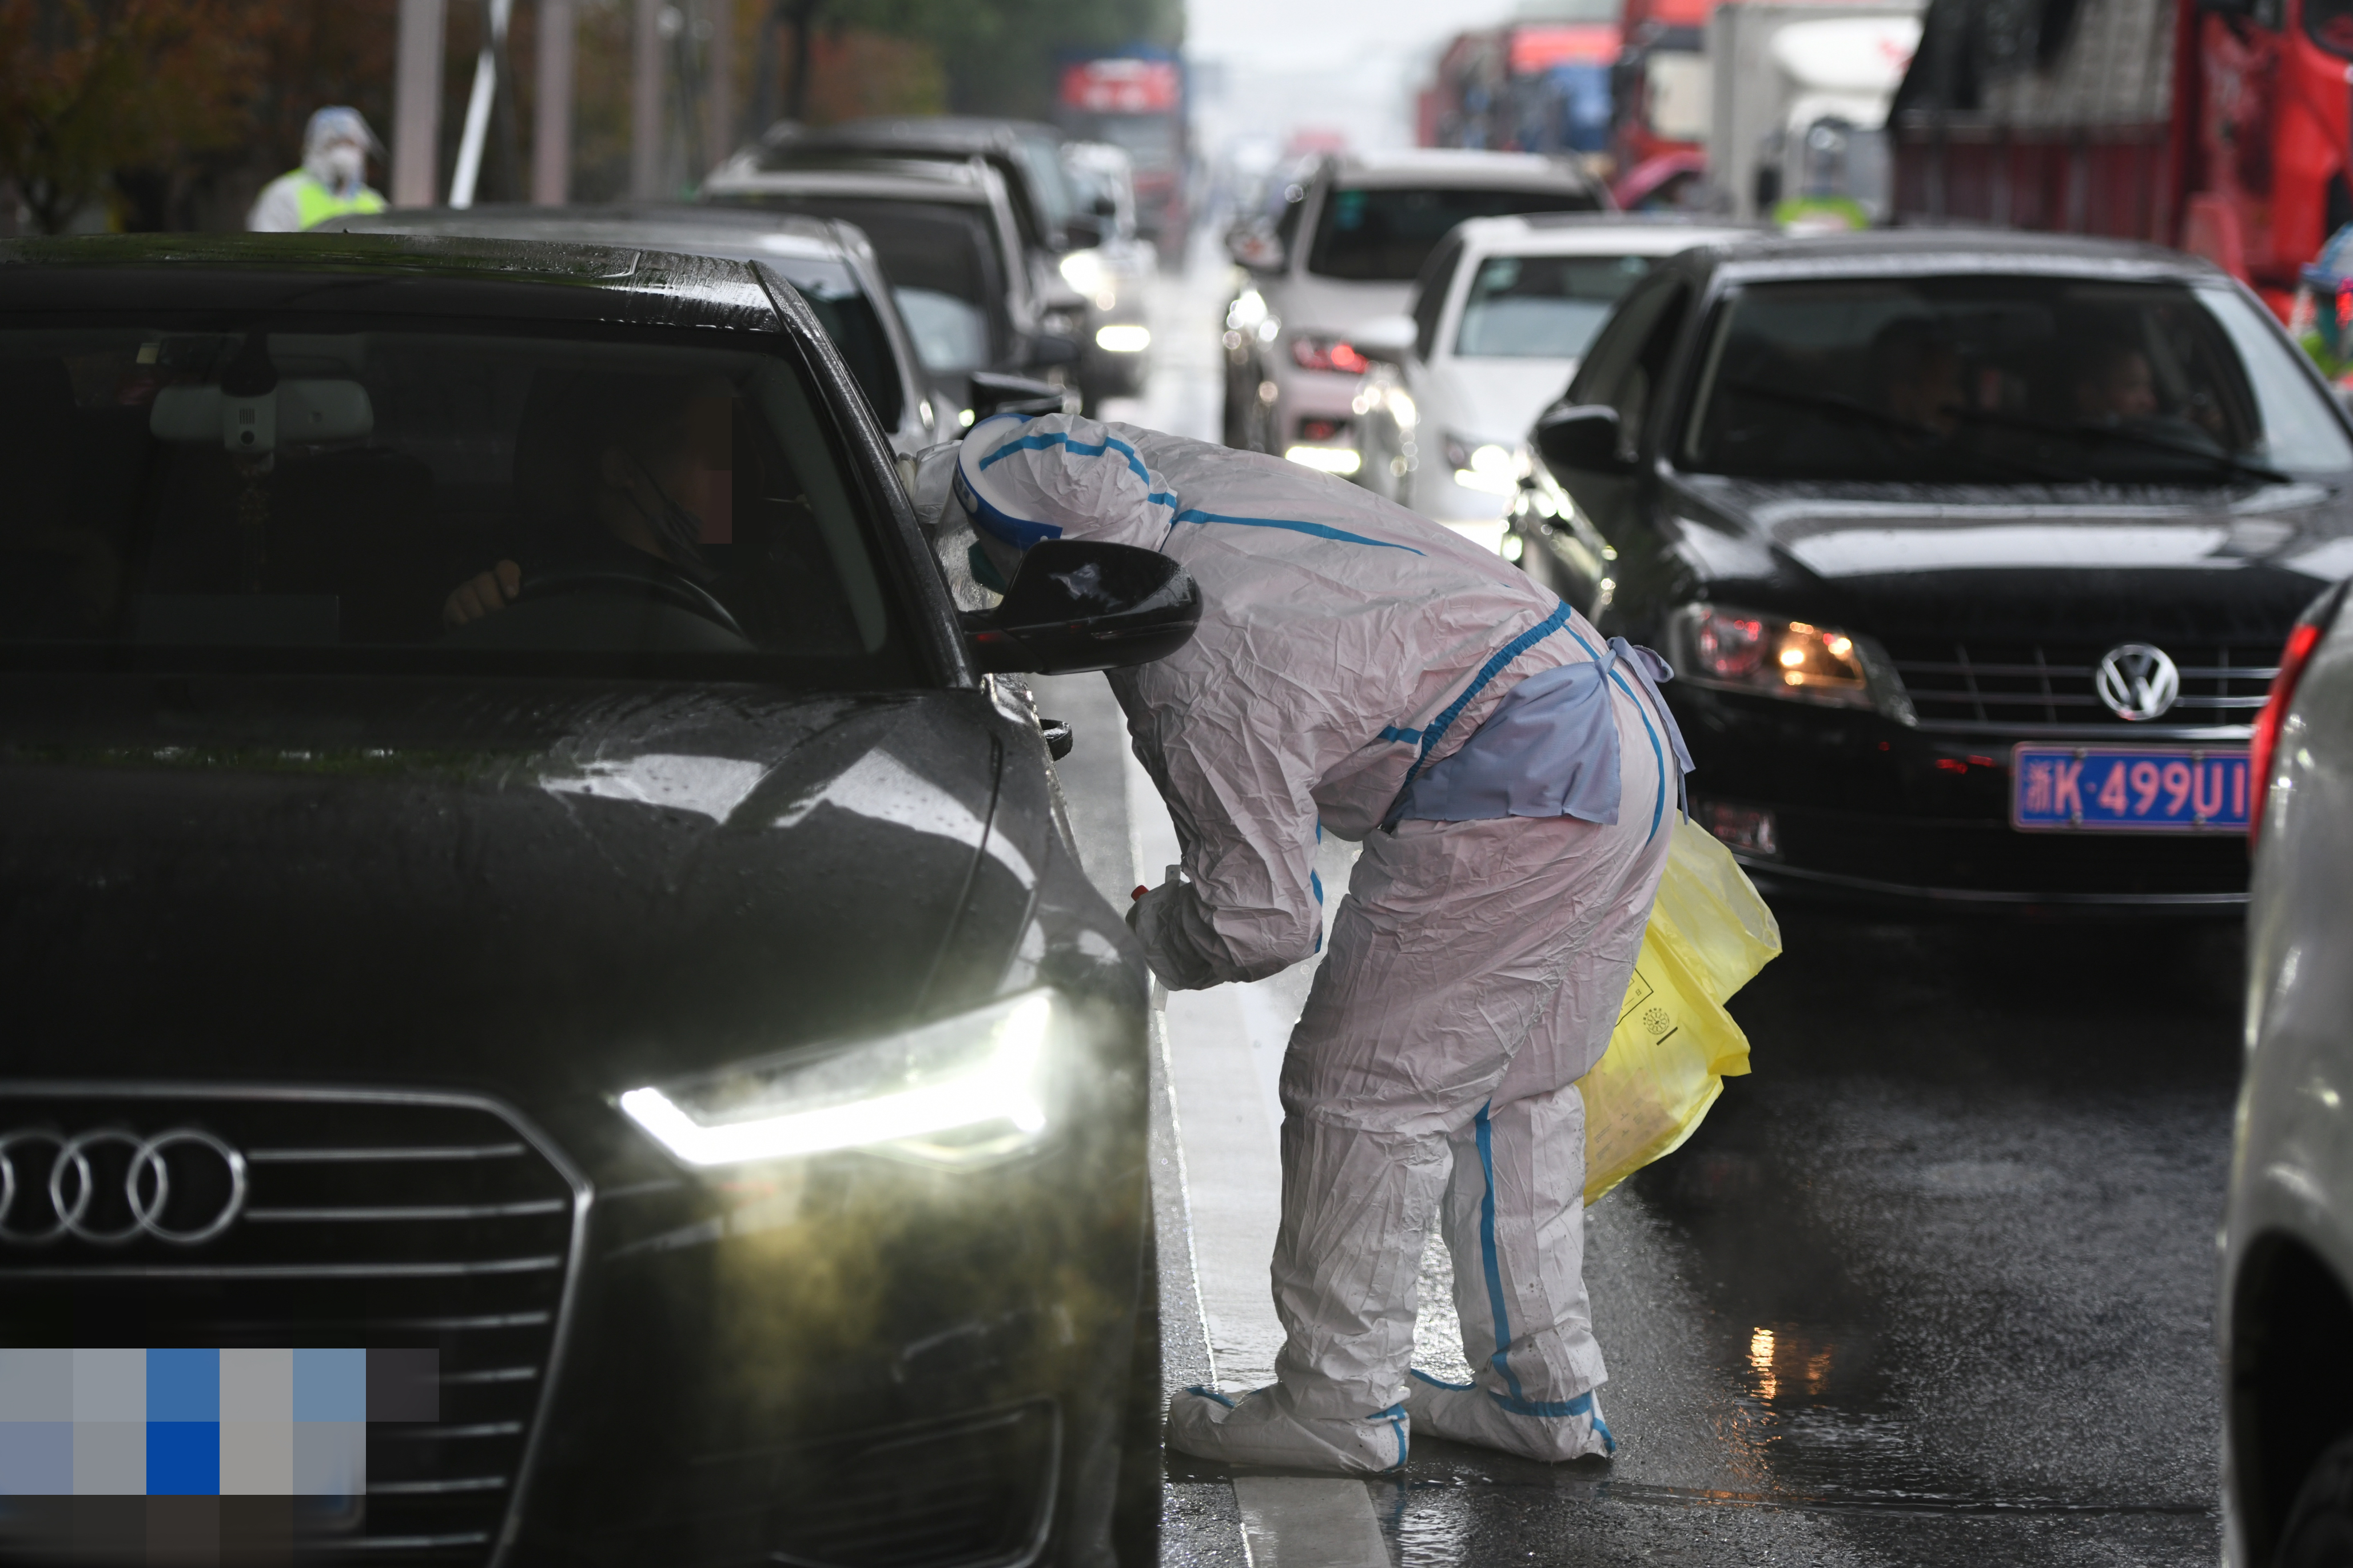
[302, 106, 383, 198]
[953, 413, 1177, 582]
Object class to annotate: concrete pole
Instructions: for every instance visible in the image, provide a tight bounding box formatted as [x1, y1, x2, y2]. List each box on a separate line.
[703, 0, 735, 173]
[392, 0, 449, 207]
[631, 0, 664, 200]
[533, 0, 575, 204]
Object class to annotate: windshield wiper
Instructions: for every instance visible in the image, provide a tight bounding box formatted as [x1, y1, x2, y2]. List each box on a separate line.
[1932, 404, 2292, 486]
[1720, 381, 2081, 484]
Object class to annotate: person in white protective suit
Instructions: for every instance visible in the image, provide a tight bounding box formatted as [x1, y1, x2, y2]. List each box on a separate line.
[948, 411, 1691, 1474]
[246, 107, 388, 233]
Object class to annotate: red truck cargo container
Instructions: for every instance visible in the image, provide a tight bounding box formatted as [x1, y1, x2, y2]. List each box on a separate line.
[1890, 0, 2353, 316]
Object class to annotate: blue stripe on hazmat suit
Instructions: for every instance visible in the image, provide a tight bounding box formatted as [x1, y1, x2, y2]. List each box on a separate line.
[949, 412, 1691, 1472]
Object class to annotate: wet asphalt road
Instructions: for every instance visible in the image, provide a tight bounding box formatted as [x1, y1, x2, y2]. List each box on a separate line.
[1359, 911, 2243, 1565]
[1065, 246, 2248, 1563]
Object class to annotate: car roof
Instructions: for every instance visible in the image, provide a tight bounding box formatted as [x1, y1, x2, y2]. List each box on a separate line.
[1448, 213, 1758, 256]
[1696, 226, 2229, 284]
[703, 157, 994, 206]
[323, 203, 853, 265]
[0, 232, 788, 333]
[800, 116, 1064, 155]
[1327, 148, 1596, 191]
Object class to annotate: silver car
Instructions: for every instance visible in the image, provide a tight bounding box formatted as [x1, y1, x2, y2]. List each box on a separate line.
[2224, 572, 2353, 1565]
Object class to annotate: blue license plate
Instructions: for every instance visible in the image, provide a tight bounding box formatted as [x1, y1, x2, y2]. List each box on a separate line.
[2011, 744, 2250, 832]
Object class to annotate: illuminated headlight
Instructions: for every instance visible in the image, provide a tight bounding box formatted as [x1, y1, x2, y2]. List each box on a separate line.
[1095, 324, 1152, 353]
[1060, 250, 1107, 296]
[1285, 445, 1361, 475]
[1666, 604, 1914, 723]
[619, 990, 1063, 1170]
[1443, 433, 1517, 496]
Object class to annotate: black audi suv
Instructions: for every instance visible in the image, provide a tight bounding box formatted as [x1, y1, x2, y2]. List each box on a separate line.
[1511, 229, 2353, 913]
[0, 234, 1195, 1567]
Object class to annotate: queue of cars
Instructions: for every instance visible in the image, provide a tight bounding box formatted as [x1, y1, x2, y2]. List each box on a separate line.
[0, 229, 1190, 1567]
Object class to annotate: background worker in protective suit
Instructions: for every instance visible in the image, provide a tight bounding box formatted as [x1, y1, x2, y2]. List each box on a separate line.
[949, 411, 1691, 1474]
[246, 107, 388, 233]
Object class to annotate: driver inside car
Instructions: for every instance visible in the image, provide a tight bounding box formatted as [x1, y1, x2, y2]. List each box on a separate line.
[443, 374, 731, 628]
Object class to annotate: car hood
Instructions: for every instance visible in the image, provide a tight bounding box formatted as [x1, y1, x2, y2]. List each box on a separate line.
[1428, 357, 1576, 446]
[0, 679, 1042, 1098]
[1666, 474, 2353, 638]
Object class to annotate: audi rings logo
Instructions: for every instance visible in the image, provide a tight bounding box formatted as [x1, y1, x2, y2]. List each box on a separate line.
[0, 1129, 248, 1247]
[2095, 642, 2183, 722]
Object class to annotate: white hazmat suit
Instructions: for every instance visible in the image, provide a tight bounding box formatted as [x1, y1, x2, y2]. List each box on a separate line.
[952, 413, 1688, 1472]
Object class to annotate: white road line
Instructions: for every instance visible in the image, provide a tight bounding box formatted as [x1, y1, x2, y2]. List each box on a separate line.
[1232, 1476, 1392, 1568]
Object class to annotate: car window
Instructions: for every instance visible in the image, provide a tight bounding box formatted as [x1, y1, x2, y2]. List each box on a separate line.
[1455, 252, 1657, 360]
[0, 324, 919, 681]
[895, 287, 994, 374]
[710, 196, 1009, 364]
[761, 258, 903, 429]
[1305, 185, 1602, 281]
[1679, 276, 2353, 482]
[1412, 238, 1467, 361]
[1568, 274, 1692, 459]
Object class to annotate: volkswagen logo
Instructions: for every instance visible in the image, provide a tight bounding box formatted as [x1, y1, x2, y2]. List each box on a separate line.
[0, 1128, 247, 1247]
[2095, 642, 2181, 721]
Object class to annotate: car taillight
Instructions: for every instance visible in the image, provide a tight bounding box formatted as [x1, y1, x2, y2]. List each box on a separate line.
[1290, 334, 1369, 374]
[2249, 583, 2348, 847]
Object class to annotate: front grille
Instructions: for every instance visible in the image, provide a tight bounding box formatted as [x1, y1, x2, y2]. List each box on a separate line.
[668, 1401, 1061, 1568]
[1883, 639, 2277, 732]
[0, 1086, 586, 1568]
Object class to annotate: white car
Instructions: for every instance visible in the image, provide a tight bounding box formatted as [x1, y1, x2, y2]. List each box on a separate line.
[1219, 150, 1609, 473]
[1349, 214, 1750, 552]
[2224, 574, 2353, 1565]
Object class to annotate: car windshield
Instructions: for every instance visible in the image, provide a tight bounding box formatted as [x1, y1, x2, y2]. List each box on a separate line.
[1681, 275, 2353, 484]
[1454, 252, 1656, 359]
[1307, 186, 1600, 281]
[0, 322, 915, 681]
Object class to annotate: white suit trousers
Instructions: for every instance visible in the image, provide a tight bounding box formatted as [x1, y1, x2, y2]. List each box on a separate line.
[1269, 681, 1673, 1421]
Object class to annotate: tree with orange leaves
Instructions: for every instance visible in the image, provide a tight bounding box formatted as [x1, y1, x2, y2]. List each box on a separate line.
[0, 0, 277, 233]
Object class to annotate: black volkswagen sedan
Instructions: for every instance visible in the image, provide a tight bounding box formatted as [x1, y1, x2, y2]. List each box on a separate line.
[1510, 230, 2353, 913]
[0, 235, 1191, 1567]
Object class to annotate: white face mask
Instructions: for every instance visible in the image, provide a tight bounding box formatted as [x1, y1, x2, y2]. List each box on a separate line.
[317, 143, 367, 192]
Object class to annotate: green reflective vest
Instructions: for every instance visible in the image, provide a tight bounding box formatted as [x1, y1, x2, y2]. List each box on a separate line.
[290, 173, 388, 229]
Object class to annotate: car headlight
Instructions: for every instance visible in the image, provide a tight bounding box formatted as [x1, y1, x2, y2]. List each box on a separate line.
[619, 990, 1062, 1171]
[1667, 604, 1914, 723]
[1059, 250, 1106, 297]
[1442, 432, 1517, 495]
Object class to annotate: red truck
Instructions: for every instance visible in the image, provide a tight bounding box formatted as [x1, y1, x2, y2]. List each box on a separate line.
[1611, 0, 1717, 192]
[1890, 0, 2353, 316]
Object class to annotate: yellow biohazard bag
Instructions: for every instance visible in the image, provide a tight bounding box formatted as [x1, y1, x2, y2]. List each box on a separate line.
[1578, 816, 1782, 1204]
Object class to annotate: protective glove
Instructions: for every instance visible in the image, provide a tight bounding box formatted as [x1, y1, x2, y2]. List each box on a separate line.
[1125, 865, 1199, 991]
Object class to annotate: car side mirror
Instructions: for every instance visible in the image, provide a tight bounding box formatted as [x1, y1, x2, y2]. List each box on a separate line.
[968, 370, 1071, 421]
[1226, 221, 1284, 272]
[1534, 404, 1634, 476]
[961, 538, 1203, 675]
[1062, 213, 1106, 249]
[1349, 313, 1418, 365]
[1028, 333, 1082, 369]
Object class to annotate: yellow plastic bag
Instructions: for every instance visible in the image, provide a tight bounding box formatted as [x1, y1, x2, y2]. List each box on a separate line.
[1578, 816, 1782, 1204]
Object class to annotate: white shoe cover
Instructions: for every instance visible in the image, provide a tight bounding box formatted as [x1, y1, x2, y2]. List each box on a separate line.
[1165, 1385, 1409, 1474]
[1403, 1370, 1615, 1462]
